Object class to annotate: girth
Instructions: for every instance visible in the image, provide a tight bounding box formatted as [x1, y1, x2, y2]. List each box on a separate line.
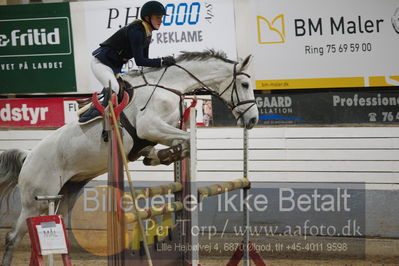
[119, 112, 157, 161]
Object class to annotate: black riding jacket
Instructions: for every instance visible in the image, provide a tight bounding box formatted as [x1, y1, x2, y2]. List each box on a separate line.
[92, 20, 161, 73]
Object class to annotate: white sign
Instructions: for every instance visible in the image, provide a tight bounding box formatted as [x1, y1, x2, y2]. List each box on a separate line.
[251, 0, 399, 90]
[63, 100, 79, 124]
[71, 0, 237, 92]
[36, 222, 68, 255]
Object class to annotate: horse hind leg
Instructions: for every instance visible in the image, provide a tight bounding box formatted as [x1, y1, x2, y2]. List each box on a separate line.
[56, 180, 90, 217]
[1, 205, 41, 266]
[2, 231, 18, 266]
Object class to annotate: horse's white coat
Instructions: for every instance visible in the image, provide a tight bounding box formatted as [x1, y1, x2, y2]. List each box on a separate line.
[0, 51, 258, 266]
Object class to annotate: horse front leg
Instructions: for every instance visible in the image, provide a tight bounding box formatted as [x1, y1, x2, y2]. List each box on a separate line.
[140, 140, 189, 166]
[137, 122, 190, 166]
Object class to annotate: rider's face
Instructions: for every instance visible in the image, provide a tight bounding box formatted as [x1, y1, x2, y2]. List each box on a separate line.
[150, 15, 163, 30]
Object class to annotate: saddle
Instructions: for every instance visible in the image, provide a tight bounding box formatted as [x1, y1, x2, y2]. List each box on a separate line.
[77, 77, 134, 117]
[77, 77, 156, 162]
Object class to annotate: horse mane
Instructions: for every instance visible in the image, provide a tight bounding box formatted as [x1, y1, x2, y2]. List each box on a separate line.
[125, 49, 236, 78]
[176, 49, 236, 64]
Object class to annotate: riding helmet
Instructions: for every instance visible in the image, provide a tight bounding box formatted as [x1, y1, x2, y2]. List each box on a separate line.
[140, 1, 167, 20]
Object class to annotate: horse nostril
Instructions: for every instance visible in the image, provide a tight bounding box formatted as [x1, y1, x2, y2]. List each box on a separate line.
[250, 117, 257, 125]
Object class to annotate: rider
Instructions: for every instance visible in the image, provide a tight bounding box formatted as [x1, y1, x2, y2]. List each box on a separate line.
[79, 0, 176, 123]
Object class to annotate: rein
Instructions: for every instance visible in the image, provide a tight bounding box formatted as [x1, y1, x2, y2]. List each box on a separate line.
[129, 62, 256, 121]
[140, 66, 169, 111]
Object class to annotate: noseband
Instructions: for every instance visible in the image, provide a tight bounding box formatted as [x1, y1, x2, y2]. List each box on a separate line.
[218, 64, 256, 120]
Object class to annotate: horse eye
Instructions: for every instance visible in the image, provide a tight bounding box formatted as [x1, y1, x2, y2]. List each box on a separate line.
[242, 82, 249, 89]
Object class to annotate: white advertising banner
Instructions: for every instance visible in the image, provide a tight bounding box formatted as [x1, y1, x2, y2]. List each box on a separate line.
[71, 0, 237, 92]
[251, 0, 399, 90]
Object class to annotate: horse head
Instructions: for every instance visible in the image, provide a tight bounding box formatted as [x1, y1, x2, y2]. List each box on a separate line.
[124, 50, 259, 129]
[169, 50, 258, 129]
[216, 55, 259, 129]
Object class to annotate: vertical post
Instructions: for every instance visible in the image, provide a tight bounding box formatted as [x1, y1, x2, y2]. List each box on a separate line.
[243, 128, 250, 266]
[189, 107, 199, 265]
[48, 200, 55, 266]
[106, 105, 126, 266]
[108, 100, 153, 266]
[174, 146, 185, 263]
[176, 101, 187, 265]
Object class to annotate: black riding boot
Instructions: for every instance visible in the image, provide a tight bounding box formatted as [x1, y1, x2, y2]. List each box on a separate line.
[78, 88, 111, 124]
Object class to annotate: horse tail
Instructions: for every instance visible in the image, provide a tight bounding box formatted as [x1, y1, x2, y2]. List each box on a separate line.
[0, 149, 28, 209]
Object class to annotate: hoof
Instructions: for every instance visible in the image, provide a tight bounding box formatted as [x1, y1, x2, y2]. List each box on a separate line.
[142, 157, 160, 166]
[143, 158, 152, 165]
[157, 144, 182, 165]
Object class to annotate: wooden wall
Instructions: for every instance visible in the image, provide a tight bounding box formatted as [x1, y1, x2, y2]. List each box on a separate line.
[2, 127, 398, 185]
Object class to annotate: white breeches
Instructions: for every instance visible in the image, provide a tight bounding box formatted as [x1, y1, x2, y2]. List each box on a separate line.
[91, 56, 120, 94]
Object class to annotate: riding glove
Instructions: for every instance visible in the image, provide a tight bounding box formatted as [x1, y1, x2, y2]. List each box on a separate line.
[161, 56, 176, 67]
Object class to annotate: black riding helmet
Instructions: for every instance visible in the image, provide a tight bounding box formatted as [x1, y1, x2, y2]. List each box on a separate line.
[140, 1, 167, 20]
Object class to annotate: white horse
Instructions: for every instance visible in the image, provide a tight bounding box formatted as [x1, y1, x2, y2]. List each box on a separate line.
[0, 50, 258, 266]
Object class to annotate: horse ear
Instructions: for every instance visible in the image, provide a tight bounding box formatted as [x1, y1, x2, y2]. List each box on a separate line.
[238, 55, 252, 72]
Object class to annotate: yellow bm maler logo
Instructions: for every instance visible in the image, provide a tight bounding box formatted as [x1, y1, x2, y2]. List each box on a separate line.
[257, 14, 285, 44]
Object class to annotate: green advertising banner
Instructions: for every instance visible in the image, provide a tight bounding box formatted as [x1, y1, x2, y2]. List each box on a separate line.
[0, 3, 76, 93]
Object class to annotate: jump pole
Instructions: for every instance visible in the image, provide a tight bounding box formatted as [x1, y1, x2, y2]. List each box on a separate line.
[186, 107, 254, 265]
[188, 104, 266, 265]
[185, 100, 258, 265]
[174, 105, 200, 266]
[189, 107, 200, 265]
[243, 128, 250, 266]
[105, 102, 259, 265]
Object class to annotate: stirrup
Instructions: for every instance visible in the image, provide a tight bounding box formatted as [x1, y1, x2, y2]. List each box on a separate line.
[78, 107, 102, 125]
[78, 88, 110, 125]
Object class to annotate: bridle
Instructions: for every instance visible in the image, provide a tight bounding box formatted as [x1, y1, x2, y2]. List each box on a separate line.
[172, 63, 256, 121]
[135, 62, 256, 122]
